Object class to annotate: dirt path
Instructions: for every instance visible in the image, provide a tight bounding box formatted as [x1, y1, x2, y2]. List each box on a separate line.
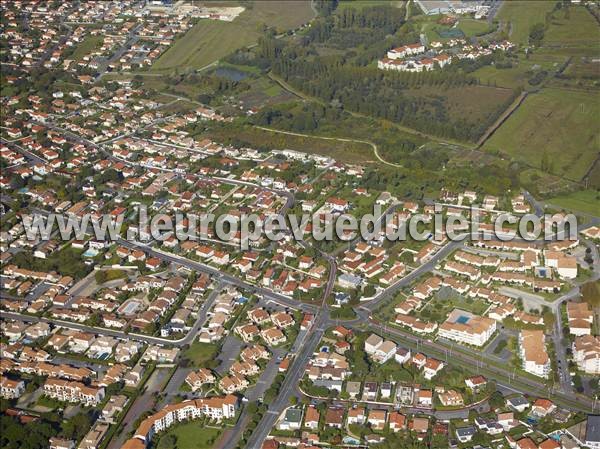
[253, 125, 403, 168]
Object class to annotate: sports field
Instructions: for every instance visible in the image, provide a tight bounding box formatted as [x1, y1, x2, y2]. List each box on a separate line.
[151, 1, 315, 72]
[482, 88, 600, 181]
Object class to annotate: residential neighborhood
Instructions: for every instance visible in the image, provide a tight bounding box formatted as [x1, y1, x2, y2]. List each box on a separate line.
[1, 1, 599, 449]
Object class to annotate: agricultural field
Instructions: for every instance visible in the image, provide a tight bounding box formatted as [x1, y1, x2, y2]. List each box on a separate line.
[496, 0, 556, 44]
[151, 1, 315, 72]
[519, 168, 579, 196]
[482, 87, 599, 181]
[564, 58, 600, 79]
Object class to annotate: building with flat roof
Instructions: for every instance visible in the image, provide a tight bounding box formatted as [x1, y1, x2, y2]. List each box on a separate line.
[587, 415, 600, 449]
[438, 309, 496, 347]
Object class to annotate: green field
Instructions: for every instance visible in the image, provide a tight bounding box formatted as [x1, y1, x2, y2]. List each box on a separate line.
[457, 18, 493, 37]
[547, 190, 600, 217]
[336, 0, 404, 10]
[473, 49, 568, 89]
[482, 88, 600, 181]
[152, 1, 315, 72]
[207, 124, 378, 165]
[497, 0, 556, 44]
[158, 422, 222, 449]
[544, 6, 600, 46]
[70, 35, 103, 61]
[183, 342, 219, 367]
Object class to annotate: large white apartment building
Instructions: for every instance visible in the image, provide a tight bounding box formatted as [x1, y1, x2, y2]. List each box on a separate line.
[573, 335, 600, 375]
[438, 315, 496, 347]
[387, 43, 425, 59]
[126, 395, 238, 448]
[519, 330, 550, 378]
[0, 376, 25, 399]
[42, 378, 105, 406]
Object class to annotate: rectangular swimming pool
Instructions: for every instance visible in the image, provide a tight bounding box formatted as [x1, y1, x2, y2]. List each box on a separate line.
[456, 315, 470, 324]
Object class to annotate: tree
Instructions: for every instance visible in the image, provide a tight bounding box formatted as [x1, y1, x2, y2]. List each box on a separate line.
[529, 23, 545, 46]
[542, 306, 555, 332]
[157, 434, 177, 449]
[581, 281, 600, 307]
[61, 412, 92, 441]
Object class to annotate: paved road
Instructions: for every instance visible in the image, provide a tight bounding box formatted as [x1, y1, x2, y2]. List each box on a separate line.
[245, 347, 286, 403]
[215, 334, 244, 376]
[16, 97, 600, 449]
[95, 25, 141, 81]
[107, 367, 171, 449]
[363, 239, 465, 311]
[238, 311, 329, 449]
[117, 239, 318, 314]
[0, 281, 224, 347]
[0, 138, 46, 165]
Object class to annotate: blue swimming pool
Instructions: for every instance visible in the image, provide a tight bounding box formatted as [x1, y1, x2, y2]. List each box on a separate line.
[82, 248, 99, 258]
[456, 315, 470, 324]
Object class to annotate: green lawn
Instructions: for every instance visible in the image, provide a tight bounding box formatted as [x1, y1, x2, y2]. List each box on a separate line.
[482, 87, 600, 181]
[547, 190, 600, 217]
[418, 290, 489, 324]
[183, 342, 219, 367]
[457, 18, 492, 37]
[159, 422, 222, 449]
[151, 1, 315, 72]
[497, 0, 556, 44]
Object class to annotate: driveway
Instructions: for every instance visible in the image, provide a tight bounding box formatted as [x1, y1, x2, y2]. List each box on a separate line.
[215, 334, 243, 376]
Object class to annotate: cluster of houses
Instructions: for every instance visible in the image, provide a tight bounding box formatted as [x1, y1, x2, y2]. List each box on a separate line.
[378, 40, 514, 73]
[0, 315, 182, 407]
[235, 306, 297, 348]
[289, 327, 575, 448]
[1, 0, 71, 69]
[387, 227, 590, 379]
[2, 0, 192, 73]
[218, 343, 271, 394]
